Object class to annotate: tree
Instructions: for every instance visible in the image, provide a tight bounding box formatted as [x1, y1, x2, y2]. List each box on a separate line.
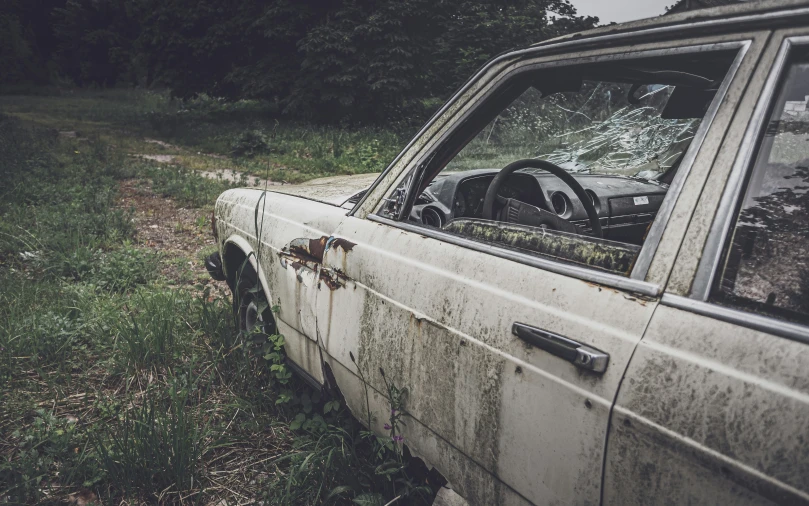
[4, 0, 598, 123]
[52, 0, 139, 86]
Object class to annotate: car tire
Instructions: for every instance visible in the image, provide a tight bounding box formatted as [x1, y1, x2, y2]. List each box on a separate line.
[232, 260, 275, 337]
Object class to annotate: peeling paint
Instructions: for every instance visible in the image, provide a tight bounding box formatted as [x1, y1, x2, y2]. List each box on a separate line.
[288, 236, 329, 263]
[329, 237, 357, 253]
[319, 268, 349, 291]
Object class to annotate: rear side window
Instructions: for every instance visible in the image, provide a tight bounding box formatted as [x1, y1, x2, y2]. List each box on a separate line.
[713, 53, 809, 323]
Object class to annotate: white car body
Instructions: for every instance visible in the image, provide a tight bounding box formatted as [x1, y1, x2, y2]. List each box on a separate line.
[212, 2, 809, 504]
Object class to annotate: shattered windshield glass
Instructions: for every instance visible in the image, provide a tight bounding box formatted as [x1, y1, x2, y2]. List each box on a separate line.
[446, 81, 701, 180]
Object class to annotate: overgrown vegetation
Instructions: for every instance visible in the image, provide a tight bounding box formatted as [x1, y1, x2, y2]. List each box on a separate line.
[0, 115, 437, 504]
[0, 89, 405, 184]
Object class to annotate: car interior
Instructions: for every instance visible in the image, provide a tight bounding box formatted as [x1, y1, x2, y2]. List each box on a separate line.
[379, 50, 738, 276]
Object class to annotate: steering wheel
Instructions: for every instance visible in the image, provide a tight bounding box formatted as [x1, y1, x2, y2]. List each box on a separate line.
[482, 158, 603, 238]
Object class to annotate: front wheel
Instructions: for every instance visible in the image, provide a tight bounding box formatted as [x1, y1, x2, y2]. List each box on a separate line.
[232, 260, 275, 337]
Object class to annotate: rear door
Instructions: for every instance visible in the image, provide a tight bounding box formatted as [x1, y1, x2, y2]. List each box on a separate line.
[316, 35, 761, 506]
[605, 30, 809, 505]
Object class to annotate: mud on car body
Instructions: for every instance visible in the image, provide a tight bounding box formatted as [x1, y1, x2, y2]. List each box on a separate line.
[207, 1, 809, 504]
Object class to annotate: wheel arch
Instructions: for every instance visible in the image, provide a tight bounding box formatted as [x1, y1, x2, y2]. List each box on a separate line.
[221, 234, 274, 308]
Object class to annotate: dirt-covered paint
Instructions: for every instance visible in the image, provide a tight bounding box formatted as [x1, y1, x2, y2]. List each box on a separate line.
[315, 214, 658, 506]
[269, 173, 381, 207]
[214, 182, 658, 505]
[605, 304, 809, 505]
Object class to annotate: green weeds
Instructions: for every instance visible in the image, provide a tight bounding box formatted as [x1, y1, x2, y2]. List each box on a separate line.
[0, 112, 436, 504]
[95, 383, 217, 501]
[114, 291, 191, 373]
[146, 165, 236, 208]
[0, 89, 407, 185]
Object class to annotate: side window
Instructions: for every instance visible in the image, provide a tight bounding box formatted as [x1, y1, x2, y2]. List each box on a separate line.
[712, 50, 809, 324]
[379, 50, 738, 277]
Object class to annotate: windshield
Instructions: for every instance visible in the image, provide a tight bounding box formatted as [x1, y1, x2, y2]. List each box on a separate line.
[445, 80, 701, 180]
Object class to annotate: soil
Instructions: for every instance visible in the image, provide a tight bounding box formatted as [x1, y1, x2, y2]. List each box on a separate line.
[117, 178, 229, 299]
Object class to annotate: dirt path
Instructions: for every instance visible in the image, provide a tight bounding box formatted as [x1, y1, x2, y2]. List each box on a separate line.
[135, 153, 281, 188]
[117, 178, 229, 298]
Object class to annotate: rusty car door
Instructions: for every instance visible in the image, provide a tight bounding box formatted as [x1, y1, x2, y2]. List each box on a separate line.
[604, 30, 809, 505]
[315, 35, 761, 506]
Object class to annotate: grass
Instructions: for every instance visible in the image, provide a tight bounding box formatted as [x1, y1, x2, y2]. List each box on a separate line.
[0, 112, 435, 504]
[0, 88, 408, 184]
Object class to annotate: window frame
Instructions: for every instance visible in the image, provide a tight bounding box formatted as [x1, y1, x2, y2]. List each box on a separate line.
[367, 40, 750, 297]
[666, 35, 809, 345]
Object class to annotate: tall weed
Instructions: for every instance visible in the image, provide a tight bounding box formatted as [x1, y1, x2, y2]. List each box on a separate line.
[115, 290, 192, 372]
[95, 383, 216, 501]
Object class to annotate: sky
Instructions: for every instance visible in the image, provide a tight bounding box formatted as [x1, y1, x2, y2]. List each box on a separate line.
[569, 0, 672, 24]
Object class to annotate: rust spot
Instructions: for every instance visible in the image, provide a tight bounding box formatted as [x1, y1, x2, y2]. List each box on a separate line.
[515, 366, 523, 374]
[330, 237, 356, 253]
[288, 236, 329, 263]
[319, 268, 350, 290]
[585, 399, 593, 409]
[308, 236, 329, 261]
[585, 282, 604, 292]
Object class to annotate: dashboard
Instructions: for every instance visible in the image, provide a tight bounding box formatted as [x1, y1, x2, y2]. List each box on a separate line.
[411, 168, 668, 245]
[452, 173, 543, 218]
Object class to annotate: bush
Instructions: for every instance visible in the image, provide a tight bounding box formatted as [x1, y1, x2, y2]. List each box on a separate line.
[230, 129, 270, 158]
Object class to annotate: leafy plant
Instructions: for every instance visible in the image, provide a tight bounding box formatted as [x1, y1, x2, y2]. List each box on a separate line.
[53, 246, 157, 292]
[0, 409, 100, 504]
[146, 164, 234, 207]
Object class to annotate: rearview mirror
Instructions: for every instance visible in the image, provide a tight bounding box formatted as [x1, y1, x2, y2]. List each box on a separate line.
[532, 73, 583, 97]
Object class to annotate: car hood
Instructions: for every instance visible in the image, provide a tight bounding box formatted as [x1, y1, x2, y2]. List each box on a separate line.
[265, 173, 380, 207]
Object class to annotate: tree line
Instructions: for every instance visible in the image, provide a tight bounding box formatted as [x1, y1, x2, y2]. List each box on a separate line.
[1, 0, 597, 123]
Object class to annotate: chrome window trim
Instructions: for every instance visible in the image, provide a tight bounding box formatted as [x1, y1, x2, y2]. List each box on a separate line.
[691, 35, 809, 300]
[367, 214, 661, 297]
[348, 4, 809, 217]
[630, 40, 751, 280]
[661, 293, 809, 346]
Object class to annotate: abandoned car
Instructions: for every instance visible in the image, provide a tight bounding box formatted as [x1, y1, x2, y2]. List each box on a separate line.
[206, 1, 809, 504]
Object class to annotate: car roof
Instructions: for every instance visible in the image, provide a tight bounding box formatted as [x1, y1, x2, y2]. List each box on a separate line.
[534, 0, 809, 48]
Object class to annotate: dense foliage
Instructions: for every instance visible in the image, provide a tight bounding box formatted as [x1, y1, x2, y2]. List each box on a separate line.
[1, 0, 597, 122]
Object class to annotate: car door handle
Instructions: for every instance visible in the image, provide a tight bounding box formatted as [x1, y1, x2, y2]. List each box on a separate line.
[512, 322, 609, 373]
